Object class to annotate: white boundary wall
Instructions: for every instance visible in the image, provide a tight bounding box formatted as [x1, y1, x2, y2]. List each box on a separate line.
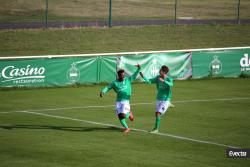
[0, 46, 250, 60]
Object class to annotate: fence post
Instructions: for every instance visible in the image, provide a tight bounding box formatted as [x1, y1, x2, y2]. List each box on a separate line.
[237, 0, 241, 24]
[45, 0, 48, 28]
[109, 0, 112, 27]
[174, 0, 178, 25]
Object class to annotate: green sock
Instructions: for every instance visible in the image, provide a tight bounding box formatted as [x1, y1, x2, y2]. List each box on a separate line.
[125, 112, 130, 119]
[154, 116, 161, 130]
[120, 118, 128, 129]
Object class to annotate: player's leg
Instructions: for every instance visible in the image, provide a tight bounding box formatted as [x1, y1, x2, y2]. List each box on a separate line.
[122, 101, 133, 123]
[118, 113, 129, 129]
[150, 101, 170, 133]
[151, 111, 161, 133]
[129, 110, 134, 121]
[116, 101, 131, 133]
[120, 113, 131, 133]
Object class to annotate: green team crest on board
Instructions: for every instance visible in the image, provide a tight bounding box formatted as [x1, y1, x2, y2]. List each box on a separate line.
[67, 62, 80, 83]
[149, 58, 161, 78]
[210, 55, 222, 76]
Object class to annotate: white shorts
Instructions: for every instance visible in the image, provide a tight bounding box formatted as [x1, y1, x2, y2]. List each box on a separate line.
[156, 100, 170, 115]
[115, 101, 130, 115]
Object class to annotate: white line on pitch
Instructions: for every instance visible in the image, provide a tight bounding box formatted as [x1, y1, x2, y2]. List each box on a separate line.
[174, 97, 250, 103]
[0, 111, 17, 114]
[15, 110, 239, 149]
[0, 105, 116, 114]
[0, 97, 249, 114]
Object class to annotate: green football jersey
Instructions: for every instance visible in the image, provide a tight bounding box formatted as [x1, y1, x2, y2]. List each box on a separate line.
[101, 69, 140, 102]
[142, 75, 173, 101]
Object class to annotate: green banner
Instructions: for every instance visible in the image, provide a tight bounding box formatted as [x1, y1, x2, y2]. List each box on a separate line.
[0, 56, 117, 87]
[1, 48, 249, 87]
[118, 52, 192, 80]
[192, 48, 250, 78]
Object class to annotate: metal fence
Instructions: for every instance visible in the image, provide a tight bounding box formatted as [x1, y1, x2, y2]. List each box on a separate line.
[0, 0, 249, 28]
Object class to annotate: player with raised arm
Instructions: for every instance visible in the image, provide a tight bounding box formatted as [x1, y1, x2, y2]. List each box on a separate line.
[100, 64, 141, 133]
[140, 65, 173, 133]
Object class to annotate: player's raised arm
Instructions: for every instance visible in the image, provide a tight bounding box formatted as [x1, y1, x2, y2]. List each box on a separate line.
[129, 64, 141, 81]
[140, 72, 157, 84]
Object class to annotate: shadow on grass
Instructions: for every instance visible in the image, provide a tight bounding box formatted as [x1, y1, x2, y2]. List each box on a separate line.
[0, 124, 121, 132]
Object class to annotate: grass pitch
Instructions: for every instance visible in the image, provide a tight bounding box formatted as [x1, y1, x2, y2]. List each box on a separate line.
[1, 25, 250, 57]
[0, 78, 250, 167]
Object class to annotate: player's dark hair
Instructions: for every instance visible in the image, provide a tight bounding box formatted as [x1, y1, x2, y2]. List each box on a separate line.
[161, 65, 169, 74]
[117, 69, 125, 75]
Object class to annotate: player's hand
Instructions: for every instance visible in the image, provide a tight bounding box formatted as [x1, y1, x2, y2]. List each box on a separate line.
[139, 72, 144, 78]
[159, 77, 164, 82]
[135, 63, 141, 69]
[100, 92, 103, 98]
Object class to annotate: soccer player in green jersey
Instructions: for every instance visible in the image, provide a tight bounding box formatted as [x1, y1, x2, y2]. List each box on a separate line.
[140, 65, 173, 133]
[100, 64, 141, 133]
